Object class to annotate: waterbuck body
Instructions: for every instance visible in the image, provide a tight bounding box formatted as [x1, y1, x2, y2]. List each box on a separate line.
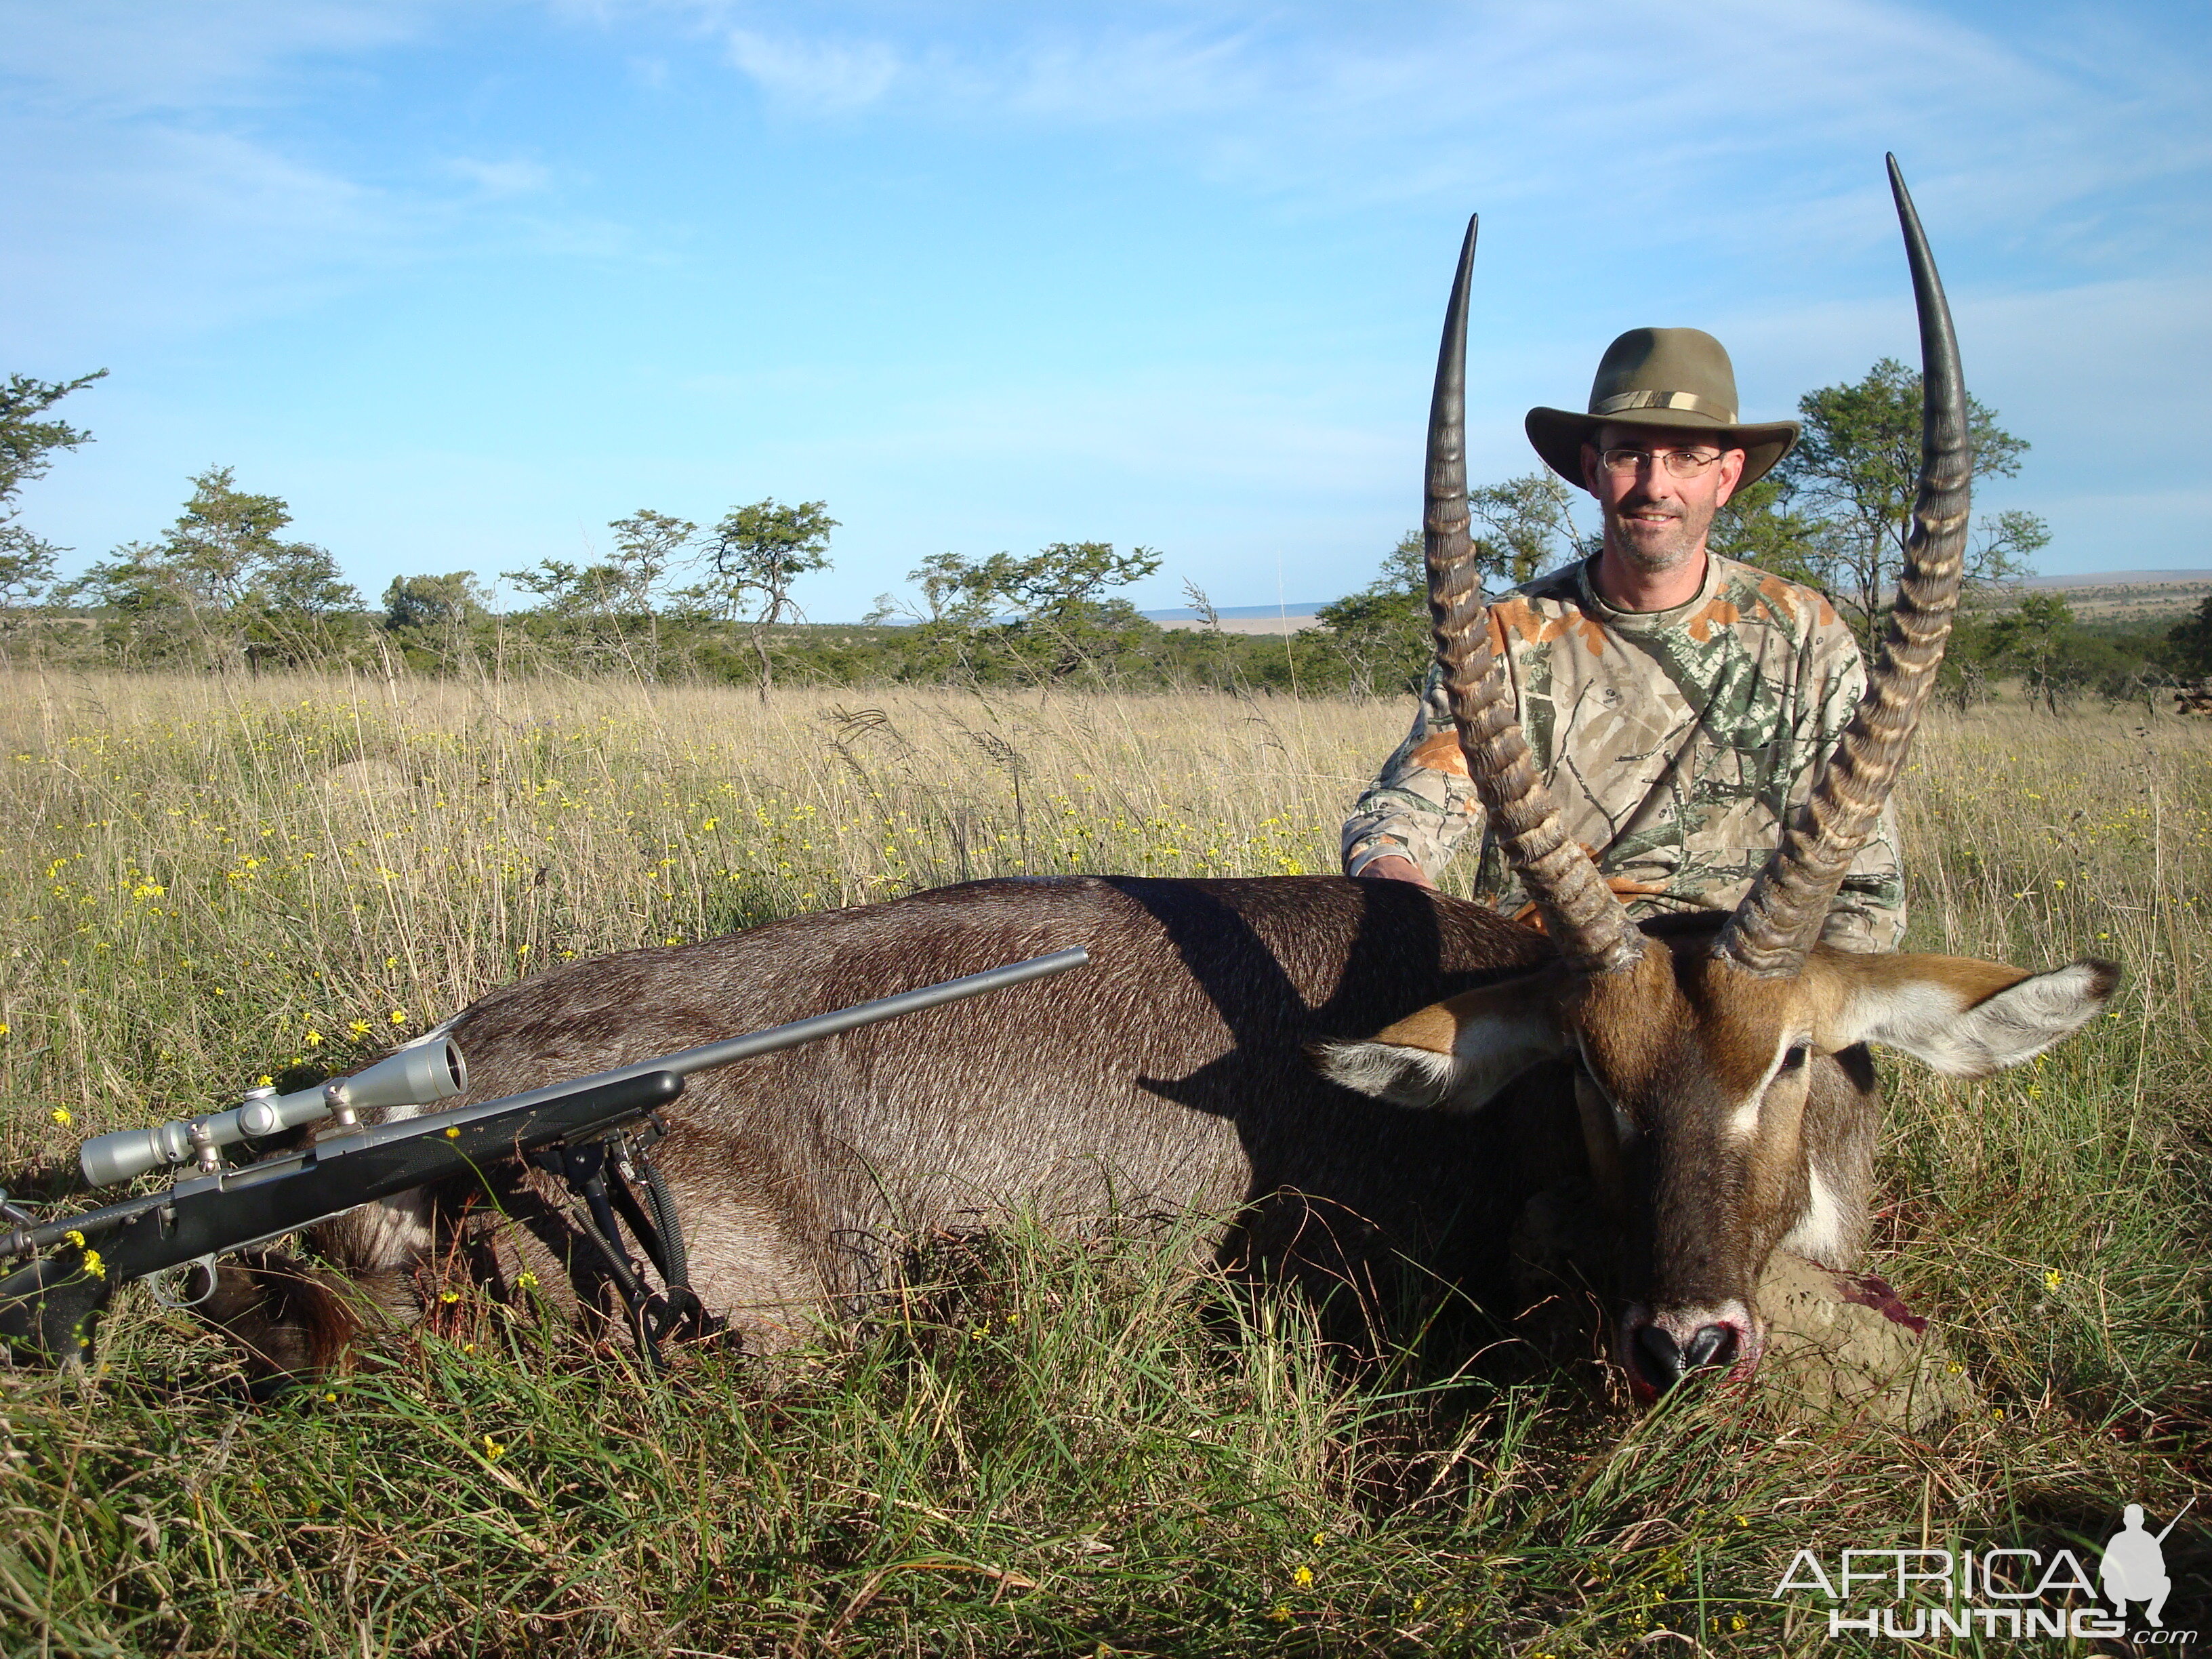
[207, 161, 2121, 1403]
[314, 875, 1579, 1351]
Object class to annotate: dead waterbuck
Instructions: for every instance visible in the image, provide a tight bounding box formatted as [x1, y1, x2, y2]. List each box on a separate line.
[212, 161, 2112, 1404]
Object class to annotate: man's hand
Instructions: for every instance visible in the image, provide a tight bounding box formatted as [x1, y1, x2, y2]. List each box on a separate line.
[1353, 855, 1436, 889]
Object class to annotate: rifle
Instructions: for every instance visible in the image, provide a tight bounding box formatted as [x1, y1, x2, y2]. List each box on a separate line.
[0, 947, 1090, 1367]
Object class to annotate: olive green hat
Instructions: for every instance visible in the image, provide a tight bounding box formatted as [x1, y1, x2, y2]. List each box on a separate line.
[1525, 327, 1799, 489]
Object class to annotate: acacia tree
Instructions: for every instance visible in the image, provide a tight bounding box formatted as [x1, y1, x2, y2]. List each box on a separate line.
[505, 510, 703, 675]
[679, 499, 837, 700]
[384, 571, 493, 670]
[0, 368, 106, 651]
[1777, 359, 2039, 648]
[2163, 596, 2212, 682]
[1310, 474, 1584, 697]
[1469, 470, 1582, 587]
[1984, 590, 2083, 714]
[1311, 531, 1429, 696]
[872, 541, 1162, 685]
[1706, 476, 1829, 587]
[70, 466, 360, 668]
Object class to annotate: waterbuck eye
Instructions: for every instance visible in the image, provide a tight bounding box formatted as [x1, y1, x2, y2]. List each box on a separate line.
[1778, 1044, 1809, 1073]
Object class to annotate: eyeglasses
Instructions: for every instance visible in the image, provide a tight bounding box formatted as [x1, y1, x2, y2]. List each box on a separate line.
[1597, 445, 1724, 479]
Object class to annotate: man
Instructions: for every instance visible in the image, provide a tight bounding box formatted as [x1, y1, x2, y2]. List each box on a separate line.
[1342, 327, 1903, 949]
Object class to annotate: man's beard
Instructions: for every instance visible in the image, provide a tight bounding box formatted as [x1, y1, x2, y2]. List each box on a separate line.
[1603, 497, 1710, 573]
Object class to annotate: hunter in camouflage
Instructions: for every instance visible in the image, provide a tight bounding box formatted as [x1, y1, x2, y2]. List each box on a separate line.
[1342, 554, 1904, 947]
[1344, 326, 1905, 950]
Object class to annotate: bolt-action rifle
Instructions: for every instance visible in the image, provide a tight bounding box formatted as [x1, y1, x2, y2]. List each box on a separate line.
[0, 948, 1090, 1367]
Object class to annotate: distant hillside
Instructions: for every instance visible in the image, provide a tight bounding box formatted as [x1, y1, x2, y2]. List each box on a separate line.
[1139, 570, 2212, 636]
[1144, 602, 1328, 635]
[2011, 570, 2212, 622]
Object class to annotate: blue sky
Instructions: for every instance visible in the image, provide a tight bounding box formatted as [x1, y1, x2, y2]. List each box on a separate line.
[4, 1, 2207, 620]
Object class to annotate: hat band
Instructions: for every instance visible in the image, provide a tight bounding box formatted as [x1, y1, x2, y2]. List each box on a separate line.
[1591, 389, 1734, 422]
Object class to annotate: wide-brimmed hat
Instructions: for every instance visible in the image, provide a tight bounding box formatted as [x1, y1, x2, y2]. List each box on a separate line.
[1525, 327, 1799, 490]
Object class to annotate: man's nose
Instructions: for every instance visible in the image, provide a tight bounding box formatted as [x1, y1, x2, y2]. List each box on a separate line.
[1621, 457, 1682, 499]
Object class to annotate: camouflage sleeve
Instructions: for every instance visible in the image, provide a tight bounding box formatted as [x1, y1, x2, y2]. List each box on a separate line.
[1804, 628, 1908, 952]
[1340, 661, 1488, 878]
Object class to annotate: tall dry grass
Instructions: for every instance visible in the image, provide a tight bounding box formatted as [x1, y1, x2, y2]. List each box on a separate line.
[0, 670, 2205, 1655]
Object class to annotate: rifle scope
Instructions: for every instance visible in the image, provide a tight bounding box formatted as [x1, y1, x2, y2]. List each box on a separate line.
[78, 1037, 468, 1189]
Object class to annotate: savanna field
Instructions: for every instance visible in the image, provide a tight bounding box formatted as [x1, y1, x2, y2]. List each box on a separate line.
[0, 669, 2205, 1657]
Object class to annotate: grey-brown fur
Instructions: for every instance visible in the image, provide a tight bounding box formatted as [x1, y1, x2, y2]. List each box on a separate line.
[296, 875, 1645, 1355]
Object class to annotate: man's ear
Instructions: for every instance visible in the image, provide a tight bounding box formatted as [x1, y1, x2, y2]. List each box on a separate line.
[1713, 446, 1746, 508]
[1809, 952, 2120, 1076]
[1309, 972, 1569, 1111]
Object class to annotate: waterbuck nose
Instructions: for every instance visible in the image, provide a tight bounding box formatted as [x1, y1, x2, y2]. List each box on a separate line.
[1633, 1323, 1741, 1395]
[1684, 1323, 1739, 1372]
[1633, 1325, 1685, 1393]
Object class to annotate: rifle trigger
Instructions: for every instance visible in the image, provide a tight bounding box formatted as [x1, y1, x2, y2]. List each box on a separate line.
[146, 1254, 218, 1310]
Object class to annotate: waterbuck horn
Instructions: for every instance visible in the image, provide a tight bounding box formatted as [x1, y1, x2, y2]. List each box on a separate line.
[1715, 156, 1971, 976]
[1422, 214, 1645, 976]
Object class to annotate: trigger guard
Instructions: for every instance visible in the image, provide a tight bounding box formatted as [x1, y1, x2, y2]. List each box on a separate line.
[146, 1255, 218, 1310]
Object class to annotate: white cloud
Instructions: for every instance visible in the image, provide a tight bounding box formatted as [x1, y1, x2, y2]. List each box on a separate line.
[724, 27, 901, 110]
[659, 1, 2209, 276]
[0, 0, 429, 115]
[446, 157, 556, 197]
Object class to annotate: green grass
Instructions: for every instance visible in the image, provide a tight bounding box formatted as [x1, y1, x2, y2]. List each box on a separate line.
[1, 672, 2208, 1656]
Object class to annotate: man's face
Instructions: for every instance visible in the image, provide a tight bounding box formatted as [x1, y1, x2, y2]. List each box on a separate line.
[1580, 423, 1746, 575]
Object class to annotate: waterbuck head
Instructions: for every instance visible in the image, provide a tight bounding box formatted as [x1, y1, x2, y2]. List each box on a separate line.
[1316, 159, 2118, 1402]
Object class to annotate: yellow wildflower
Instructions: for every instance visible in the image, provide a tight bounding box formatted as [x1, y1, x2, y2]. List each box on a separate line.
[1292, 1565, 1313, 1588]
[516, 1271, 539, 1291]
[2045, 1268, 2063, 1288]
[348, 1019, 371, 1038]
[80, 1248, 106, 1279]
[441, 1289, 461, 1304]
[388, 1010, 407, 1026]
[482, 1435, 506, 1461]
[50, 1106, 71, 1128]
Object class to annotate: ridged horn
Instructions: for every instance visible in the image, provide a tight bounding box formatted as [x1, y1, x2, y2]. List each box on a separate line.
[1715, 156, 1971, 975]
[1423, 214, 1645, 977]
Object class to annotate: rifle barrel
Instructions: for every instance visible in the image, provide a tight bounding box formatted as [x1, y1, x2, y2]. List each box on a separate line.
[320, 945, 1092, 1158]
[605, 945, 1093, 1082]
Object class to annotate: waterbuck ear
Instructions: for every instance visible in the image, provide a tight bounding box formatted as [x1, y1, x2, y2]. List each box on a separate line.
[1309, 974, 1568, 1111]
[1812, 953, 2121, 1077]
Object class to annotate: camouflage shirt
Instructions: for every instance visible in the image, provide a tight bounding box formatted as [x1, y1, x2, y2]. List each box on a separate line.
[1340, 553, 1904, 951]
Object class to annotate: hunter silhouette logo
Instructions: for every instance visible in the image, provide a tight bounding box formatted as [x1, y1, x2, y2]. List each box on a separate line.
[2102, 1500, 2190, 1629]
[1773, 1496, 2198, 1641]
